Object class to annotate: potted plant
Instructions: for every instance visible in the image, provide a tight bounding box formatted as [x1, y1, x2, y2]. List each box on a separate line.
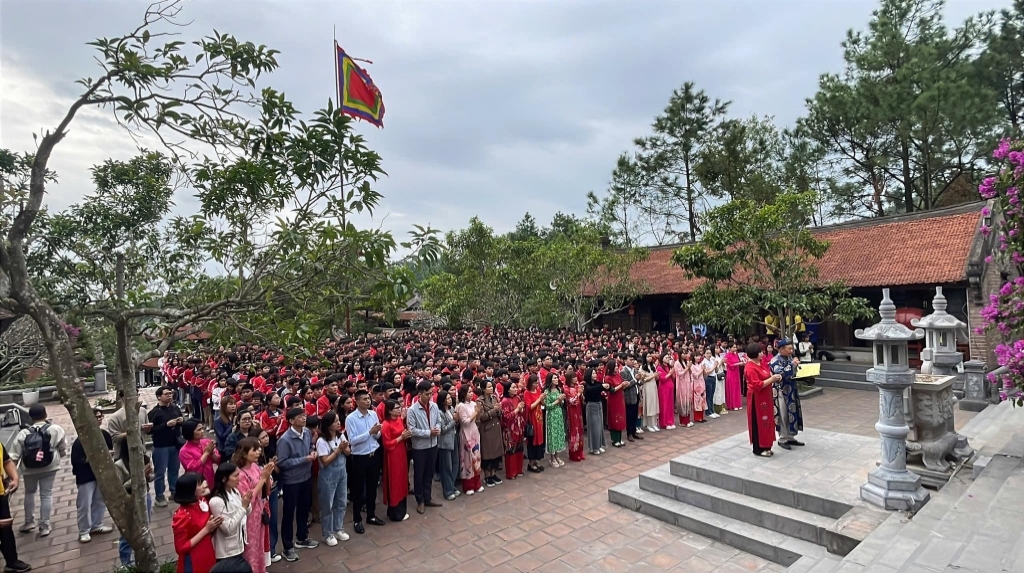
[21, 387, 39, 406]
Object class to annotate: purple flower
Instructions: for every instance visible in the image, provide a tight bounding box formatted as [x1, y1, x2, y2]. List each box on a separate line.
[981, 225, 992, 236]
[986, 255, 994, 263]
[994, 139, 1012, 159]
[982, 207, 992, 217]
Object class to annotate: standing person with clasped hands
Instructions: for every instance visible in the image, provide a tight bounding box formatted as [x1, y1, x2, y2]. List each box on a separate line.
[406, 381, 443, 514]
[346, 389, 385, 535]
[744, 343, 781, 457]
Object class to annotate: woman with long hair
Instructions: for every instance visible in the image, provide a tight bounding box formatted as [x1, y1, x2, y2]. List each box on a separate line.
[317, 411, 350, 545]
[476, 379, 504, 486]
[172, 473, 221, 573]
[640, 353, 661, 432]
[500, 380, 526, 479]
[602, 360, 627, 447]
[688, 352, 707, 424]
[543, 372, 566, 467]
[564, 370, 585, 462]
[381, 400, 411, 520]
[656, 354, 676, 430]
[209, 462, 254, 572]
[522, 374, 545, 473]
[583, 367, 607, 455]
[223, 408, 259, 460]
[232, 438, 275, 573]
[455, 386, 484, 494]
[744, 343, 780, 457]
[215, 395, 237, 456]
[437, 386, 460, 498]
[674, 353, 695, 427]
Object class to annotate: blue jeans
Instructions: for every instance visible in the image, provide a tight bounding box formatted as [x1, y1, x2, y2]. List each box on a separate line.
[705, 376, 717, 415]
[318, 458, 348, 538]
[438, 447, 458, 498]
[118, 493, 152, 566]
[152, 446, 180, 499]
[268, 481, 281, 556]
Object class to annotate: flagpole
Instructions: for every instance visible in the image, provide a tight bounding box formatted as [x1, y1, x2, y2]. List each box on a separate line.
[334, 27, 353, 337]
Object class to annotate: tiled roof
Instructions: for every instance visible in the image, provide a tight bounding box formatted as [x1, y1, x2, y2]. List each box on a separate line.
[632, 205, 984, 295]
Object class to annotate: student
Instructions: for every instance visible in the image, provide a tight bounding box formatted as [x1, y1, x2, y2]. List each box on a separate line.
[9, 404, 67, 537]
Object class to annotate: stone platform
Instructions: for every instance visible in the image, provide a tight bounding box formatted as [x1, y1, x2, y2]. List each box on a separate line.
[609, 428, 891, 569]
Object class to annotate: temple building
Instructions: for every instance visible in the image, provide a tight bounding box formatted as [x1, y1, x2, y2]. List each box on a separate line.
[597, 201, 1003, 368]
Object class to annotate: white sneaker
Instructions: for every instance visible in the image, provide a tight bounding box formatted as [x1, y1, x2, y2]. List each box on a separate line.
[686, 422, 694, 428]
[78, 533, 91, 543]
[666, 425, 676, 430]
[599, 447, 606, 453]
[710, 413, 720, 419]
[466, 489, 475, 496]
[336, 530, 349, 541]
[454, 490, 461, 497]
[325, 534, 338, 547]
[476, 486, 485, 493]
[635, 428, 644, 435]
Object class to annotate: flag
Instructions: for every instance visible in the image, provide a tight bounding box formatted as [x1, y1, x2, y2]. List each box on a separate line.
[336, 43, 385, 127]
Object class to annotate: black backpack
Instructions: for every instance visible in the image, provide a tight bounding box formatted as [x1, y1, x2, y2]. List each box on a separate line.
[22, 424, 53, 469]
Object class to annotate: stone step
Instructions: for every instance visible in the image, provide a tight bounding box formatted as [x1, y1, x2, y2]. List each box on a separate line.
[669, 457, 853, 519]
[813, 376, 876, 392]
[639, 465, 864, 556]
[609, 480, 833, 567]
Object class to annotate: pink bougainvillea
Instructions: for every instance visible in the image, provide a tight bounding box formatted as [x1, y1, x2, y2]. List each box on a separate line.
[979, 139, 1024, 406]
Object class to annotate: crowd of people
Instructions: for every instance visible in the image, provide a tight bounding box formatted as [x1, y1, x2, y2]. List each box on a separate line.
[0, 326, 808, 573]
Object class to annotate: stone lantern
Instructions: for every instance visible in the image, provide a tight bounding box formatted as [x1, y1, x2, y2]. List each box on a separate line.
[855, 289, 930, 511]
[911, 287, 965, 379]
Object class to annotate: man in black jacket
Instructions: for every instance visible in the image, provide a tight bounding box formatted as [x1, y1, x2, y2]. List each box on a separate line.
[147, 386, 183, 507]
[71, 407, 115, 543]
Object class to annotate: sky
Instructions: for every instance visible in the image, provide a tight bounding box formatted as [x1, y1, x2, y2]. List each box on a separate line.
[0, 0, 1011, 245]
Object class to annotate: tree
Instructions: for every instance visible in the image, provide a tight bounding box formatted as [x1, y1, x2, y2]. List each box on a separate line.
[586, 154, 674, 247]
[421, 218, 541, 328]
[0, 3, 437, 569]
[634, 82, 729, 241]
[537, 226, 649, 331]
[0, 317, 46, 386]
[802, 0, 1000, 216]
[670, 192, 874, 340]
[978, 0, 1024, 135]
[696, 115, 788, 204]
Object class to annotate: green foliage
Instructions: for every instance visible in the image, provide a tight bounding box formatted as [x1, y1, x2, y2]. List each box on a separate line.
[421, 214, 645, 330]
[671, 192, 874, 338]
[801, 0, 1001, 217]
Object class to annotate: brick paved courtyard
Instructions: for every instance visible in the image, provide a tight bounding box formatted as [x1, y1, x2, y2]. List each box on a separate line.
[9, 388, 978, 573]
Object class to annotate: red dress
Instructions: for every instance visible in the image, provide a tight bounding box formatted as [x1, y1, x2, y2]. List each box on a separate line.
[381, 417, 410, 519]
[172, 500, 217, 573]
[500, 396, 525, 478]
[523, 388, 545, 448]
[566, 384, 585, 462]
[744, 361, 776, 452]
[604, 371, 626, 432]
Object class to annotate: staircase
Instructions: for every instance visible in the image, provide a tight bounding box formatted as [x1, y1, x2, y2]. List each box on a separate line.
[813, 361, 873, 391]
[609, 430, 889, 568]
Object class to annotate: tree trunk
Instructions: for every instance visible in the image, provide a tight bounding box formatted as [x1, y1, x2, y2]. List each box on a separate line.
[684, 155, 697, 242]
[114, 255, 158, 571]
[900, 136, 914, 213]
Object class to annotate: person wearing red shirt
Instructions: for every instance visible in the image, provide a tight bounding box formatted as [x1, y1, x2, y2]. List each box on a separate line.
[316, 380, 339, 417]
[172, 473, 220, 573]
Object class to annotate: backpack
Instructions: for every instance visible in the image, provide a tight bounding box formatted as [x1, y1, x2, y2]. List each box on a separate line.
[22, 424, 53, 469]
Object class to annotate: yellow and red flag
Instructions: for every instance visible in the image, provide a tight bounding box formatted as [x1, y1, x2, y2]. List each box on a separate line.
[335, 42, 385, 128]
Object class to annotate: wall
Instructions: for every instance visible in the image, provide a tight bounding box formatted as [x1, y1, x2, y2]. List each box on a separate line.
[967, 258, 1003, 368]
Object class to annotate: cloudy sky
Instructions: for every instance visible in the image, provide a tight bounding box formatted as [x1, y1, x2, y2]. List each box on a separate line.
[0, 0, 1009, 243]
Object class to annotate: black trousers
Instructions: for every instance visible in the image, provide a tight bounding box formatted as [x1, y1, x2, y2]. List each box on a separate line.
[281, 479, 312, 550]
[411, 447, 437, 504]
[0, 495, 19, 565]
[625, 403, 639, 437]
[350, 449, 381, 523]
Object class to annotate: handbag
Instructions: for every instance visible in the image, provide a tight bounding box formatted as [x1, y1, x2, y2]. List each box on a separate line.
[713, 377, 726, 406]
[525, 421, 534, 439]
